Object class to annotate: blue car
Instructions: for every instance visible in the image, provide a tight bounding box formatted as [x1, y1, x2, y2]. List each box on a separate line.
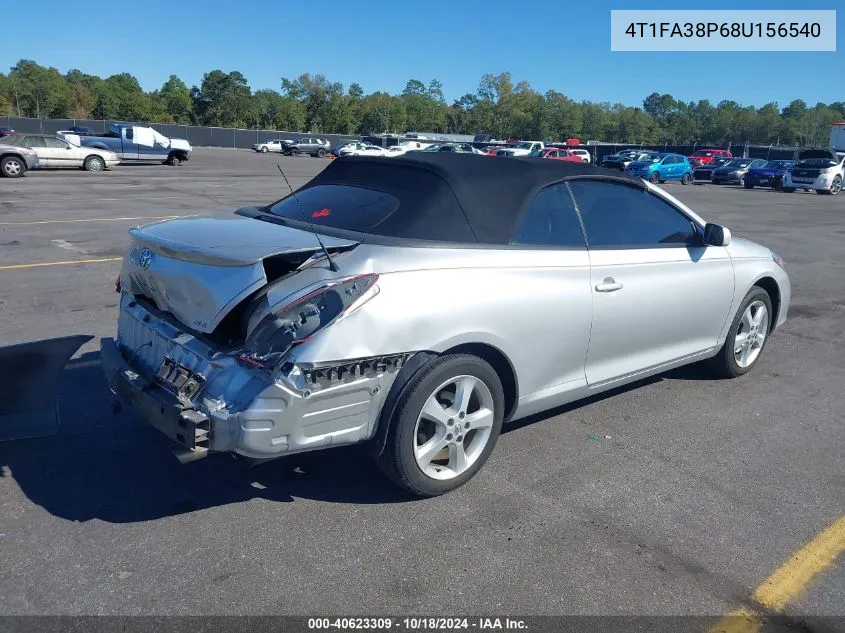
[744, 160, 796, 190]
[624, 152, 694, 184]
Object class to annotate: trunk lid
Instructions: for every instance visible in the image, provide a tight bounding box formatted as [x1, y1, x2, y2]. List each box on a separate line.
[121, 213, 358, 334]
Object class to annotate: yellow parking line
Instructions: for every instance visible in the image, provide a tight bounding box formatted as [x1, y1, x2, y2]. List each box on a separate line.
[0, 215, 180, 226]
[708, 515, 845, 632]
[0, 257, 122, 271]
[753, 515, 845, 610]
[708, 607, 761, 633]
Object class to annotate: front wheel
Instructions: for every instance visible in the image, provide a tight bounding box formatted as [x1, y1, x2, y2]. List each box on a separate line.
[828, 175, 842, 195]
[376, 354, 504, 497]
[261, 147, 269, 153]
[649, 172, 660, 184]
[1, 155, 26, 178]
[681, 173, 692, 185]
[709, 287, 773, 379]
[83, 155, 105, 172]
[744, 180, 754, 189]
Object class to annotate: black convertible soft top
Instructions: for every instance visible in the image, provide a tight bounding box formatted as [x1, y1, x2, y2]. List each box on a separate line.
[295, 152, 644, 245]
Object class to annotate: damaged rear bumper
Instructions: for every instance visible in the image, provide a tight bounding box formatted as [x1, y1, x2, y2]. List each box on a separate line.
[102, 295, 410, 462]
[101, 337, 211, 462]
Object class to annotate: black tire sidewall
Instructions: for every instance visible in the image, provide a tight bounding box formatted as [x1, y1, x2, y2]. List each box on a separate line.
[384, 354, 504, 496]
[717, 287, 773, 378]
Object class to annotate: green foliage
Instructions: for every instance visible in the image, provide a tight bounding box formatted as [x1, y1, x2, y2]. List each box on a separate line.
[0, 59, 841, 145]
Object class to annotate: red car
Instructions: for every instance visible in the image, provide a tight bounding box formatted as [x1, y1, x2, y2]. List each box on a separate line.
[0, 126, 15, 138]
[688, 148, 732, 167]
[532, 148, 583, 162]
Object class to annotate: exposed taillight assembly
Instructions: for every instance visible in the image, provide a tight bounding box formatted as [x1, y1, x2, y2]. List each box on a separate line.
[240, 274, 379, 370]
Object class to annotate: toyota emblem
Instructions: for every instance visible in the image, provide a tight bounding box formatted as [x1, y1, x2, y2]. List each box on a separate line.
[139, 248, 153, 270]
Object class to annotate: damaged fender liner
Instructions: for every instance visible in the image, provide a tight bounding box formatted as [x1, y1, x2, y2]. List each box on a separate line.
[101, 338, 210, 463]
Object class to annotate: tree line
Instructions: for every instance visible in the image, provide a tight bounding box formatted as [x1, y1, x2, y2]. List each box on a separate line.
[1, 59, 842, 147]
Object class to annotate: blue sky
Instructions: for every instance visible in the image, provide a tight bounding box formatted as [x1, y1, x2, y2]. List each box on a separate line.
[3, 0, 841, 108]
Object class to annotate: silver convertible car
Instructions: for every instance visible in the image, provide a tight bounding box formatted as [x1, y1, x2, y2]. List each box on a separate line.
[102, 153, 791, 496]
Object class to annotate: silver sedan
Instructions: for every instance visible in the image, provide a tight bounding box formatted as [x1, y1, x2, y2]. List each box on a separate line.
[102, 153, 791, 496]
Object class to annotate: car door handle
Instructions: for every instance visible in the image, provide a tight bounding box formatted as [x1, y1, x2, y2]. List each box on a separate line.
[595, 278, 623, 292]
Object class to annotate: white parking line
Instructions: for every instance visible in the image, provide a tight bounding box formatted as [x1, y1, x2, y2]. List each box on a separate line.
[5, 196, 186, 203]
[0, 215, 182, 226]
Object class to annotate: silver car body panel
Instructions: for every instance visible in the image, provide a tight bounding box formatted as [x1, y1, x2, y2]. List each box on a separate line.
[108, 181, 791, 460]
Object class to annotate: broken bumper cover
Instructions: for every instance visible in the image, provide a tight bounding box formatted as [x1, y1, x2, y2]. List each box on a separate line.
[102, 297, 410, 462]
[101, 337, 211, 462]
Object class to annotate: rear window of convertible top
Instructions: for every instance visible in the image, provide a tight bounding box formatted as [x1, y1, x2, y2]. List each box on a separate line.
[266, 171, 477, 242]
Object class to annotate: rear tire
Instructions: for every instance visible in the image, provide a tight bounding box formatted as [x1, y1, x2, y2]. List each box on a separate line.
[376, 354, 504, 497]
[316, 148, 326, 158]
[1, 155, 26, 178]
[83, 155, 105, 172]
[744, 180, 754, 189]
[709, 287, 773, 379]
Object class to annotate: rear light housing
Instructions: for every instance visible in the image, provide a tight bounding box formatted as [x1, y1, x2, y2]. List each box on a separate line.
[240, 274, 379, 370]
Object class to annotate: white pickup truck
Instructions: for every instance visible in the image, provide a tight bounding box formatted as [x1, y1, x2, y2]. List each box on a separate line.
[58, 124, 192, 165]
[782, 148, 844, 195]
[495, 141, 545, 157]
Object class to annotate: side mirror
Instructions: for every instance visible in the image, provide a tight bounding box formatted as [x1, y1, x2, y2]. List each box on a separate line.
[703, 223, 731, 247]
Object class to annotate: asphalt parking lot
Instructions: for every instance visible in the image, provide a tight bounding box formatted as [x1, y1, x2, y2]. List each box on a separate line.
[0, 149, 843, 625]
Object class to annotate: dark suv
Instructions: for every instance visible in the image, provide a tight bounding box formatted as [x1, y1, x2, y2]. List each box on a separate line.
[283, 137, 331, 157]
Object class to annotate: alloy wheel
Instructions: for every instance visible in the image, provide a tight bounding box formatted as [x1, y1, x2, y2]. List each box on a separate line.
[734, 300, 769, 368]
[413, 375, 495, 480]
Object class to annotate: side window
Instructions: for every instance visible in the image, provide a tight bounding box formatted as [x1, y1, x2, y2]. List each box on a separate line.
[568, 180, 699, 248]
[25, 136, 46, 148]
[43, 137, 68, 149]
[125, 128, 134, 140]
[511, 184, 586, 248]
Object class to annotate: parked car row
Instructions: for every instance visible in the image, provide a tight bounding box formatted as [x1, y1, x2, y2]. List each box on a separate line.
[691, 149, 844, 195]
[597, 146, 843, 196]
[0, 124, 193, 178]
[252, 137, 332, 157]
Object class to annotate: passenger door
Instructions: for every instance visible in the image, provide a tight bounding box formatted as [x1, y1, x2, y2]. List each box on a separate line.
[661, 155, 678, 179]
[41, 136, 79, 168]
[568, 179, 734, 386]
[509, 184, 593, 393]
